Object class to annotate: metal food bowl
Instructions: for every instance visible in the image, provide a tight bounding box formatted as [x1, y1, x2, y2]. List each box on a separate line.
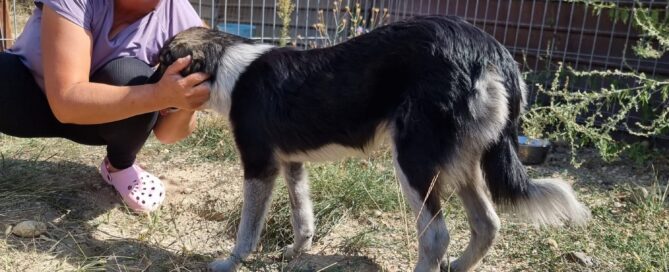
[517, 136, 551, 165]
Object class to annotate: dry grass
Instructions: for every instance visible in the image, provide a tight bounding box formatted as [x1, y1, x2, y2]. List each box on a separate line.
[1, 114, 668, 271]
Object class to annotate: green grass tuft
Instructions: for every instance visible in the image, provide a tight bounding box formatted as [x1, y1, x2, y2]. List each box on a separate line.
[174, 113, 238, 162]
[219, 151, 404, 252]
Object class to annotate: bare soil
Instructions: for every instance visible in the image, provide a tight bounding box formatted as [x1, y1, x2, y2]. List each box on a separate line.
[1, 128, 667, 271]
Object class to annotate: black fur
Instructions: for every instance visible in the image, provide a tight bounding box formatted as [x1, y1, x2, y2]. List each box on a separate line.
[153, 15, 533, 210]
[482, 127, 531, 204]
[154, 15, 589, 271]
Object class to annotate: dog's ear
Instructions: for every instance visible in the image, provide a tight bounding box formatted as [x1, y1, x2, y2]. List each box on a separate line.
[151, 34, 190, 83]
[154, 26, 232, 82]
[151, 36, 178, 83]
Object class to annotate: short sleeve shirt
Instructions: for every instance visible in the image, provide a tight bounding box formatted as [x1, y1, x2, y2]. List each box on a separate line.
[7, 0, 203, 90]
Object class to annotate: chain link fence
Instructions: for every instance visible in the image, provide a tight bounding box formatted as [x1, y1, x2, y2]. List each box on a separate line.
[1, 0, 667, 140]
[187, 0, 668, 142]
[1, 1, 665, 81]
[187, 0, 668, 75]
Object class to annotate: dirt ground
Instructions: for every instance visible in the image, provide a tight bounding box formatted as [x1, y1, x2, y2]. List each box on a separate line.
[1, 125, 667, 271]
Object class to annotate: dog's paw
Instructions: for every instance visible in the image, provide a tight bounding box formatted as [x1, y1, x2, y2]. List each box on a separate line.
[282, 244, 306, 260]
[440, 256, 463, 272]
[208, 258, 241, 272]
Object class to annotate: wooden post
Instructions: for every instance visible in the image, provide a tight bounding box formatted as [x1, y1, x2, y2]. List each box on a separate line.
[0, 0, 14, 51]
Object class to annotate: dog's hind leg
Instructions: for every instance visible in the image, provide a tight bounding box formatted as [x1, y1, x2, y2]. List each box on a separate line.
[209, 163, 279, 272]
[281, 162, 315, 259]
[393, 150, 449, 272]
[443, 163, 500, 272]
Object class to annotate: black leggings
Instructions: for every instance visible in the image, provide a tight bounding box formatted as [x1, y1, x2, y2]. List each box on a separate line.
[0, 52, 158, 169]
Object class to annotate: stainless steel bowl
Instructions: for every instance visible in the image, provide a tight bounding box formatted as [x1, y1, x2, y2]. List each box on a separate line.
[517, 136, 551, 165]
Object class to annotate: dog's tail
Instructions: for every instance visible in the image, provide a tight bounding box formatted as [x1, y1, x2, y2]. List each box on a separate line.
[480, 75, 590, 226]
[481, 128, 590, 226]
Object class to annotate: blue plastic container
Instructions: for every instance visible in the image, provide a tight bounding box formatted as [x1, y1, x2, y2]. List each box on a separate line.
[217, 23, 255, 38]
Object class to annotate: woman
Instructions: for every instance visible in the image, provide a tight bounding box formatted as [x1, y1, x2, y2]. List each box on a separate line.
[0, 0, 211, 213]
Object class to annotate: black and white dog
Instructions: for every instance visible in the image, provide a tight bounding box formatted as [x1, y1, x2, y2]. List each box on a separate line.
[153, 16, 590, 272]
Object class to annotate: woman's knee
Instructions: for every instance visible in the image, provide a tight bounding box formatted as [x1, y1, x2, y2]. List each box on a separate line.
[91, 57, 158, 143]
[101, 111, 159, 140]
[90, 57, 154, 86]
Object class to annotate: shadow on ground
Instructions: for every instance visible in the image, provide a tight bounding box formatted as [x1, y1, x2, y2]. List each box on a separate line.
[283, 253, 383, 271]
[1, 158, 389, 271]
[2, 135, 666, 271]
[0, 158, 211, 271]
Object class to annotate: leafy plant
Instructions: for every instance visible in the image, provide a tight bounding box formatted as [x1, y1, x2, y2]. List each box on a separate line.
[574, 0, 668, 60]
[309, 1, 390, 48]
[523, 0, 669, 165]
[522, 63, 669, 165]
[277, 0, 295, 47]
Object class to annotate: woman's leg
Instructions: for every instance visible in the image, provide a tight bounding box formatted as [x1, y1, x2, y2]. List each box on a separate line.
[86, 57, 159, 170]
[0, 52, 71, 138]
[0, 53, 158, 167]
[1, 54, 165, 212]
[82, 57, 165, 212]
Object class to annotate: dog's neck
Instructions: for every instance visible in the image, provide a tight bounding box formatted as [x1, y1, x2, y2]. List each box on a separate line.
[206, 43, 275, 116]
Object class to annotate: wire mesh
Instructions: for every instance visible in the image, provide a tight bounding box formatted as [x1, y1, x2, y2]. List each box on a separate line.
[180, 0, 667, 139]
[1, 0, 665, 84]
[0, 0, 665, 137]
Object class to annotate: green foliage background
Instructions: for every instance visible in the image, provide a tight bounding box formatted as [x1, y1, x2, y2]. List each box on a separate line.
[521, 0, 669, 166]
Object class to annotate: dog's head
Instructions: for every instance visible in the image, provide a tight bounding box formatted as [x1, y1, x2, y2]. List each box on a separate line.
[150, 26, 254, 83]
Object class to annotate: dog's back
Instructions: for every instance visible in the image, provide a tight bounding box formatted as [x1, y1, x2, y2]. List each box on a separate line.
[230, 16, 518, 157]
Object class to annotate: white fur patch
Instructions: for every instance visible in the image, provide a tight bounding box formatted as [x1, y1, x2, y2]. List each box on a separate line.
[451, 174, 500, 271]
[504, 178, 591, 226]
[282, 163, 315, 257]
[206, 43, 275, 117]
[277, 144, 367, 162]
[276, 124, 389, 163]
[232, 178, 276, 258]
[467, 68, 510, 148]
[518, 74, 528, 112]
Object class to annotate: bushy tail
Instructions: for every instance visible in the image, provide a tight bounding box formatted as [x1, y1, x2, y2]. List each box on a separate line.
[481, 127, 591, 226]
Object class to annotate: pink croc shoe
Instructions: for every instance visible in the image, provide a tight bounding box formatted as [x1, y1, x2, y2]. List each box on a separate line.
[100, 158, 166, 213]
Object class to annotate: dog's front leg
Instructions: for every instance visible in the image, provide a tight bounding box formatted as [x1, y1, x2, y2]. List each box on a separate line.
[209, 165, 279, 272]
[282, 162, 315, 259]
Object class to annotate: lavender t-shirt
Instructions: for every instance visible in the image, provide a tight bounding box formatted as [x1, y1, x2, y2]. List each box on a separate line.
[7, 0, 203, 90]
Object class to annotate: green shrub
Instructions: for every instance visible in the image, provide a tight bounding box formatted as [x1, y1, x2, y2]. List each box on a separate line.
[522, 0, 669, 166]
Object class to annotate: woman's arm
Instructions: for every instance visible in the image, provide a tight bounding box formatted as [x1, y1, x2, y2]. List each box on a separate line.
[152, 15, 213, 144]
[153, 109, 198, 144]
[41, 5, 210, 125]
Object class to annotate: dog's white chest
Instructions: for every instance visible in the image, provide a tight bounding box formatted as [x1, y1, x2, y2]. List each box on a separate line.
[277, 144, 369, 162]
[276, 125, 390, 163]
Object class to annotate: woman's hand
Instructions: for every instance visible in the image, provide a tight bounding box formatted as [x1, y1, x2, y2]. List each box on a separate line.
[154, 56, 211, 110]
[151, 56, 211, 144]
